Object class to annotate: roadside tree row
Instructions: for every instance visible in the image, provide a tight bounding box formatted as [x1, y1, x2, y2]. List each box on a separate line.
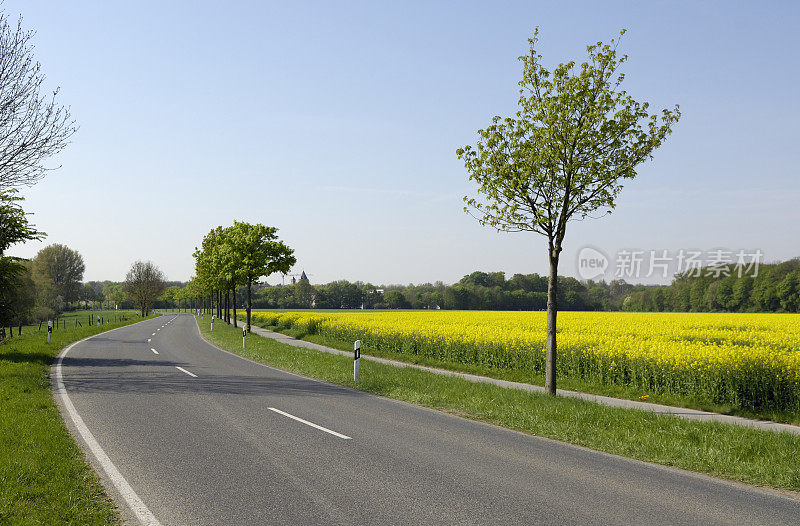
[192, 222, 295, 333]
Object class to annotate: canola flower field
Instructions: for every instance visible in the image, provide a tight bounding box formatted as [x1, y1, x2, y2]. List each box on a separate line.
[249, 311, 800, 412]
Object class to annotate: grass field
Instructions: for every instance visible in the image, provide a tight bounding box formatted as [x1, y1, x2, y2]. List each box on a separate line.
[246, 310, 800, 424]
[0, 310, 153, 525]
[201, 315, 800, 492]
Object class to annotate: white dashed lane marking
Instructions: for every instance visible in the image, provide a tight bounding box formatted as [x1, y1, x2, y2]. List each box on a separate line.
[268, 407, 351, 440]
[175, 366, 197, 378]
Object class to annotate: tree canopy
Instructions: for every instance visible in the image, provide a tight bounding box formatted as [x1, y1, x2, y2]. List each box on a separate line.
[458, 29, 680, 247]
[0, 189, 43, 305]
[193, 222, 295, 331]
[31, 244, 85, 306]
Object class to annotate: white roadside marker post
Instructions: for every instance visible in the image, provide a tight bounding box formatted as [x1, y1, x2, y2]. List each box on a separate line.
[47, 320, 52, 343]
[211, 315, 214, 331]
[354, 340, 361, 381]
[243, 326, 247, 349]
[97, 316, 101, 328]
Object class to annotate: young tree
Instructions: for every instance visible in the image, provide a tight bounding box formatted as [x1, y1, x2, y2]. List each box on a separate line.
[194, 227, 226, 319]
[124, 261, 166, 317]
[226, 221, 295, 333]
[214, 226, 245, 326]
[457, 29, 680, 394]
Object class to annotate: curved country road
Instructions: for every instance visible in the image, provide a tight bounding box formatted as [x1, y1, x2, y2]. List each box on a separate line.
[55, 314, 800, 525]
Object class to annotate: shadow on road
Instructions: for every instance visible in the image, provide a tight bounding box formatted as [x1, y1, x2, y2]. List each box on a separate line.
[87, 337, 152, 345]
[61, 368, 356, 397]
[61, 356, 184, 368]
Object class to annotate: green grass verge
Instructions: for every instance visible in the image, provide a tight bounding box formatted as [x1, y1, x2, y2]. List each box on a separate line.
[203, 316, 800, 492]
[243, 316, 800, 426]
[0, 311, 157, 525]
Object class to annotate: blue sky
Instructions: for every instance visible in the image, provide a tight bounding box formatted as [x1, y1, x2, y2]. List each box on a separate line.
[6, 1, 799, 285]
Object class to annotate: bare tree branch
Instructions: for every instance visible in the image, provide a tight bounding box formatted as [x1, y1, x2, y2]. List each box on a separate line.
[0, 13, 77, 189]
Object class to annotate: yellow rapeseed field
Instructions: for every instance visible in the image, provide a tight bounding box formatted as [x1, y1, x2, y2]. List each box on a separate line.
[250, 311, 800, 411]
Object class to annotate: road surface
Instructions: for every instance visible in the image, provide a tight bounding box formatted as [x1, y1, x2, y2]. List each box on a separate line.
[55, 314, 800, 525]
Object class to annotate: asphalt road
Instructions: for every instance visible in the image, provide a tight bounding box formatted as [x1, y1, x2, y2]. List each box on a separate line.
[56, 314, 800, 525]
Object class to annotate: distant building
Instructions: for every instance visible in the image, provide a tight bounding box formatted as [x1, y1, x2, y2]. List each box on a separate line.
[291, 271, 310, 286]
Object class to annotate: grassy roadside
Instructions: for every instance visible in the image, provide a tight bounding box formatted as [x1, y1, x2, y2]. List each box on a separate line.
[205, 316, 800, 492]
[247, 317, 800, 426]
[0, 312, 156, 524]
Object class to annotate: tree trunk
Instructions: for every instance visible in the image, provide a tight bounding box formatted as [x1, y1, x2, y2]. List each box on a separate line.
[225, 291, 230, 323]
[546, 252, 559, 395]
[232, 285, 238, 328]
[246, 276, 252, 334]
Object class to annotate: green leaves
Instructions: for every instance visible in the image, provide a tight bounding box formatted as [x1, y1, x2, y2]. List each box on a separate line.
[458, 28, 681, 249]
[225, 221, 296, 283]
[0, 189, 44, 254]
[0, 190, 43, 312]
[192, 222, 296, 290]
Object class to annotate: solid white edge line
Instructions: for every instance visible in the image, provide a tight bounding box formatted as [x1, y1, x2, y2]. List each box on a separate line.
[268, 407, 351, 440]
[151, 348, 159, 355]
[175, 366, 197, 378]
[56, 335, 162, 526]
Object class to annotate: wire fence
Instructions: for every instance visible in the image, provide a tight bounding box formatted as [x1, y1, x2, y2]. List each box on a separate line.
[0, 311, 139, 341]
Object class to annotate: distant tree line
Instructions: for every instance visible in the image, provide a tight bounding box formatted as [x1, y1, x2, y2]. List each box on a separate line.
[614, 259, 800, 313]
[252, 272, 597, 311]
[243, 259, 800, 313]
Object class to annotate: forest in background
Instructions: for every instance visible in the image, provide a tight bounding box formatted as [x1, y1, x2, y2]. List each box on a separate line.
[166, 257, 800, 313]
